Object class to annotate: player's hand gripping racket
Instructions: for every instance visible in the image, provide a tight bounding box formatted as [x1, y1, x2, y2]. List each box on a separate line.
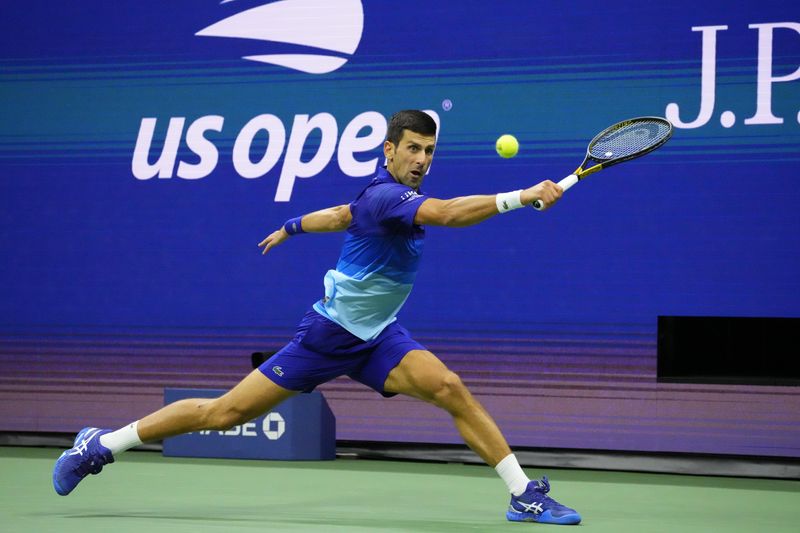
[532, 116, 673, 210]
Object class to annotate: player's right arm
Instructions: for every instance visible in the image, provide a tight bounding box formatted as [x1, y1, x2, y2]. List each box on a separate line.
[258, 204, 352, 255]
[415, 180, 562, 227]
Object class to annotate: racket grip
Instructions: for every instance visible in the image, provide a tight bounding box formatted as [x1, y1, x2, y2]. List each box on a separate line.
[532, 174, 579, 211]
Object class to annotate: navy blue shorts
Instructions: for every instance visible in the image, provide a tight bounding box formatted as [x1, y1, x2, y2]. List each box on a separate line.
[258, 309, 426, 397]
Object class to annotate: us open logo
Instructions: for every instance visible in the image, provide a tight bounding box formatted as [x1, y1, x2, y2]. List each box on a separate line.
[197, 0, 364, 74]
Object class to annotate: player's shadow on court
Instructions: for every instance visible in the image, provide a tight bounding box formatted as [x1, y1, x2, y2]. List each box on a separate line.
[56, 507, 502, 532]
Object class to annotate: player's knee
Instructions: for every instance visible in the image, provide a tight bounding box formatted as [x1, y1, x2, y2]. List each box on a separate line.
[431, 371, 468, 408]
[203, 401, 249, 430]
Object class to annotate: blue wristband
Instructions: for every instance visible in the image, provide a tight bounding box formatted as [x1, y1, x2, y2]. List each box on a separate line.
[283, 216, 306, 236]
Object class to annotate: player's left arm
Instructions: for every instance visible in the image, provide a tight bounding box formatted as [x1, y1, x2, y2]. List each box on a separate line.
[415, 181, 562, 227]
[258, 204, 352, 255]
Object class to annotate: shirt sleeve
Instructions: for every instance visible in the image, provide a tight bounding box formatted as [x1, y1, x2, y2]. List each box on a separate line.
[368, 184, 427, 229]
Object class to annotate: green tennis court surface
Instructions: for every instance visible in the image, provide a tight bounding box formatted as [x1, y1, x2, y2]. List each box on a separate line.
[2, 447, 798, 532]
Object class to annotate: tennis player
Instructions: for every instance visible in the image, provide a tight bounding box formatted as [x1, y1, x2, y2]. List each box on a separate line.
[53, 110, 580, 525]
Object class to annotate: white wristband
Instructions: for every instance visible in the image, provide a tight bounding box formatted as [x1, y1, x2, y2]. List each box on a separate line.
[496, 190, 524, 213]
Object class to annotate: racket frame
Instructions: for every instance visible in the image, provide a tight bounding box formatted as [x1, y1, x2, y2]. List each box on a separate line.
[532, 116, 673, 210]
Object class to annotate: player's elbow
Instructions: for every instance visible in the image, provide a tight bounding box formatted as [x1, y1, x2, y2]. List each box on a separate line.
[438, 209, 459, 227]
[416, 200, 459, 227]
[439, 207, 475, 227]
[423, 210, 457, 227]
[334, 205, 352, 229]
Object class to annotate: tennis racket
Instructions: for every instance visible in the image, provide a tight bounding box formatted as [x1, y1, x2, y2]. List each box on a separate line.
[532, 116, 673, 210]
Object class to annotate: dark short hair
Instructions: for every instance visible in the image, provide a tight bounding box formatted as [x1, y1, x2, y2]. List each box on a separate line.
[386, 110, 437, 145]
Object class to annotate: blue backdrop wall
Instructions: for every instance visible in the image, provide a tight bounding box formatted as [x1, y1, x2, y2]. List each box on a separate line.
[1, 1, 798, 457]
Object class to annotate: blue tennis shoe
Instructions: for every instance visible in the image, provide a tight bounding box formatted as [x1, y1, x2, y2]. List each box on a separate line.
[53, 427, 114, 496]
[506, 476, 581, 525]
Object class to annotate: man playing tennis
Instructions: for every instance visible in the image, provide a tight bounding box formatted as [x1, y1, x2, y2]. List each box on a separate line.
[53, 110, 581, 525]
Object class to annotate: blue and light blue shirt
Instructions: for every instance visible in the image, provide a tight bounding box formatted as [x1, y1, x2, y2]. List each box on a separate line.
[313, 167, 427, 340]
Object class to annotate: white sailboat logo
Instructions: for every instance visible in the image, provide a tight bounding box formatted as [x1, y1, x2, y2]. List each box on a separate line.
[197, 0, 364, 74]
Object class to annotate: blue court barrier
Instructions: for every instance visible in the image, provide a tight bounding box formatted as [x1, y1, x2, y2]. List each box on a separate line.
[162, 389, 336, 460]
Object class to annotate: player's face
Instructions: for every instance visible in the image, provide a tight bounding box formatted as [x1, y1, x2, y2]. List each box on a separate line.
[384, 129, 436, 190]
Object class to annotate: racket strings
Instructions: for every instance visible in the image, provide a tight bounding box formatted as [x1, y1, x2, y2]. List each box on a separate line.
[588, 119, 671, 160]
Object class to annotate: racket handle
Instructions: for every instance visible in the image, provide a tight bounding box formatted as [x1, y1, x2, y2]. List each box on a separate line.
[532, 174, 579, 211]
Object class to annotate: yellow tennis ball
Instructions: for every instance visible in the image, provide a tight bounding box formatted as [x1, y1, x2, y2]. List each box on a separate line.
[495, 134, 519, 158]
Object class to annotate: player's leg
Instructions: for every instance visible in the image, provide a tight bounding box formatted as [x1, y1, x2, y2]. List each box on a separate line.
[383, 349, 510, 466]
[101, 369, 294, 454]
[53, 309, 361, 497]
[383, 349, 581, 525]
[53, 369, 295, 496]
[136, 369, 294, 442]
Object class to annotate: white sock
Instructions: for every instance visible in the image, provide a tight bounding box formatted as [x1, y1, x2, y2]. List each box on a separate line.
[495, 454, 531, 496]
[99, 421, 143, 456]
